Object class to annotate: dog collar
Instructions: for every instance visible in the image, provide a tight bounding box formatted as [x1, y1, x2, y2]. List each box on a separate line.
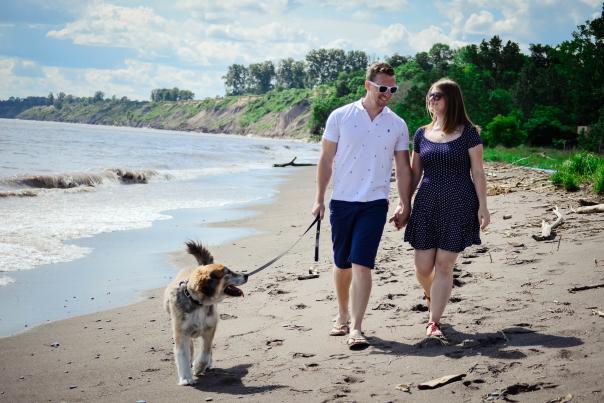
[179, 280, 203, 305]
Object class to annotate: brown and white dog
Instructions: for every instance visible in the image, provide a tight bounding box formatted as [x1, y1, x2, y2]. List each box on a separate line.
[164, 241, 247, 385]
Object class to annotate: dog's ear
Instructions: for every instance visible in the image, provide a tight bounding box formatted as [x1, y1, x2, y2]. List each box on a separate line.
[201, 277, 218, 297]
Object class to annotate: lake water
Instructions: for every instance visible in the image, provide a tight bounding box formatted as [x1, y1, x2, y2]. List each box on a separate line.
[0, 119, 319, 336]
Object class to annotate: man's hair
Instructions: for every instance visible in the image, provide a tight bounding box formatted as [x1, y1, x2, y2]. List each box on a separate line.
[366, 62, 395, 82]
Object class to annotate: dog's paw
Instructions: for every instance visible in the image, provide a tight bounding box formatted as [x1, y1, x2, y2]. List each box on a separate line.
[193, 362, 211, 376]
[178, 377, 196, 386]
[193, 355, 212, 376]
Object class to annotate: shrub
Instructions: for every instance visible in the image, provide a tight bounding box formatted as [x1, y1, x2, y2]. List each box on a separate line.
[524, 105, 576, 148]
[593, 165, 604, 194]
[578, 106, 604, 153]
[567, 152, 600, 176]
[550, 152, 604, 193]
[484, 113, 527, 147]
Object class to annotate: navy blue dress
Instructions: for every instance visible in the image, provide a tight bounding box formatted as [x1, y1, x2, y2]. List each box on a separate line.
[404, 125, 482, 252]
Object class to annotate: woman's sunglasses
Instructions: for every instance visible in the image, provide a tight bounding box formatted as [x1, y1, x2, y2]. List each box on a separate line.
[428, 92, 444, 101]
[368, 81, 398, 94]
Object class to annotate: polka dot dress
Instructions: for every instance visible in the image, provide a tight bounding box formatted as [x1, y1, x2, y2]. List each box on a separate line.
[404, 125, 482, 252]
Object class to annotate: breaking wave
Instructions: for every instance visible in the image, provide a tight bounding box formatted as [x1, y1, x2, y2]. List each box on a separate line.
[0, 169, 165, 197]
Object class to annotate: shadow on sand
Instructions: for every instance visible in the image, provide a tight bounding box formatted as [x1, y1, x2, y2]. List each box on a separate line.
[192, 363, 285, 395]
[368, 325, 583, 360]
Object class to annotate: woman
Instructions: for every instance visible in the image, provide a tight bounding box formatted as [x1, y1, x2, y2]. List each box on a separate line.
[395, 78, 489, 338]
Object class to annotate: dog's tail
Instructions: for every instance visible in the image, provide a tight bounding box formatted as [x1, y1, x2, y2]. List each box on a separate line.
[185, 241, 214, 265]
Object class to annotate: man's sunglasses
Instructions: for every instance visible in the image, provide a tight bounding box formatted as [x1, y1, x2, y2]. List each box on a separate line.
[428, 92, 444, 101]
[368, 81, 398, 94]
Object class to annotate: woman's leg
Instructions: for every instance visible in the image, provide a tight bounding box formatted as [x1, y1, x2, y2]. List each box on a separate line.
[414, 249, 437, 307]
[429, 248, 459, 324]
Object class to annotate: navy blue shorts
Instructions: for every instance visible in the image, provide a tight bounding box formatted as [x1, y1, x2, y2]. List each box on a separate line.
[329, 199, 388, 269]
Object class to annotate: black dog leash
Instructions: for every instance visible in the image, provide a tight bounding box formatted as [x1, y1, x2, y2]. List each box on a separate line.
[247, 215, 321, 277]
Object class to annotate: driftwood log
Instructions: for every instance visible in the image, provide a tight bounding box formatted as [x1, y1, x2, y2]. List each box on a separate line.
[273, 157, 316, 168]
[532, 206, 564, 241]
[575, 204, 604, 214]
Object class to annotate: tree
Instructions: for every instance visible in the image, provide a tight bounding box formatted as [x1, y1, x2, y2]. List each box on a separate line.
[93, 91, 105, 103]
[223, 64, 249, 95]
[305, 48, 347, 86]
[248, 60, 275, 94]
[483, 113, 526, 147]
[386, 53, 408, 68]
[178, 89, 194, 100]
[428, 43, 454, 76]
[345, 50, 368, 73]
[524, 105, 575, 147]
[54, 92, 66, 109]
[276, 58, 307, 89]
[414, 52, 432, 72]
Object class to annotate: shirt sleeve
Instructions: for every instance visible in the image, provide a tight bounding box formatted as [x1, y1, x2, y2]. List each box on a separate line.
[394, 119, 410, 151]
[413, 128, 423, 154]
[466, 125, 482, 149]
[322, 109, 340, 143]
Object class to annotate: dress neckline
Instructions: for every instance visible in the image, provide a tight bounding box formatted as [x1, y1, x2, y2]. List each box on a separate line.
[422, 125, 466, 144]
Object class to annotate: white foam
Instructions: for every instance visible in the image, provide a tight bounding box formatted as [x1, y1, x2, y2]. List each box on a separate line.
[0, 275, 15, 287]
[0, 182, 266, 273]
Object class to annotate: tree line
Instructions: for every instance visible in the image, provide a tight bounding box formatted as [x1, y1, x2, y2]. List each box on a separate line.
[306, 4, 604, 152]
[222, 49, 369, 95]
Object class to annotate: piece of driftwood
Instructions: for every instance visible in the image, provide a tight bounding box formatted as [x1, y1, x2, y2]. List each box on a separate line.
[568, 283, 604, 293]
[578, 198, 599, 206]
[575, 204, 604, 214]
[273, 157, 316, 168]
[418, 373, 466, 390]
[532, 206, 564, 241]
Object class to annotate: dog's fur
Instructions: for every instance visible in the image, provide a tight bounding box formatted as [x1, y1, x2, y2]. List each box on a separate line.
[164, 241, 247, 385]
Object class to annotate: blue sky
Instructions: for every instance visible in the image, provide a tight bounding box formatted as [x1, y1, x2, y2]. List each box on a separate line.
[0, 0, 601, 101]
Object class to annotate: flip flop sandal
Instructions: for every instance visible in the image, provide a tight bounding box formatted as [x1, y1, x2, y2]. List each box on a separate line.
[329, 323, 350, 336]
[426, 321, 444, 338]
[347, 334, 369, 351]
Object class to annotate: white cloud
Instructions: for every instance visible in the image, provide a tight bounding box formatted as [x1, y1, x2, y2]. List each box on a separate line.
[0, 56, 222, 100]
[375, 23, 466, 54]
[175, 0, 290, 21]
[319, 0, 409, 11]
[45, 3, 316, 67]
[464, 11, 495, 34]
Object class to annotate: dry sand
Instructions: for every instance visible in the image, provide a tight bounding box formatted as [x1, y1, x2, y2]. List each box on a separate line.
[1, 164, 603, 403]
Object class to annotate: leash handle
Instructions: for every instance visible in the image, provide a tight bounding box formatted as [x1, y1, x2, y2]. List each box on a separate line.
[247, 215, 320, 277]
[314, 218, 321, 262]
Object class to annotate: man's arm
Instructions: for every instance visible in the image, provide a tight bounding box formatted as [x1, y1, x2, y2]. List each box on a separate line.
[390, 150, 412, 229]
[312, 138, 337, 219]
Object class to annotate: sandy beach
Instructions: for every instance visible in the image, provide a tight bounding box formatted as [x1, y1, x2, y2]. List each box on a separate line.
[1, 163, 603, 403]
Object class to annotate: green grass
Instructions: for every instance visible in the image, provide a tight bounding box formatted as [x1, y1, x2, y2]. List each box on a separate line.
[484, 147, 604, 194]
[483, 146, 573, 170]
[240, 88, 310, 128]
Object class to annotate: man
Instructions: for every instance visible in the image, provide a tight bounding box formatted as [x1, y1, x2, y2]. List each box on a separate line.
[312, 62, 412, 350]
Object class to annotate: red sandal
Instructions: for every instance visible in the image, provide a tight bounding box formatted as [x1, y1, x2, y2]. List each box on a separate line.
[426, 321, 443, 338]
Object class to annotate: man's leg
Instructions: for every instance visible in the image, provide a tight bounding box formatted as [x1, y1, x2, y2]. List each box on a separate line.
[349, 263, 372, 334]
[333, 266, 352, 324]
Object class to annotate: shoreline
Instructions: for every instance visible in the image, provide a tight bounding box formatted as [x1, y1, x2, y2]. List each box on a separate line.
[1, 164, 603, 402]
[0, 168, 292, 337]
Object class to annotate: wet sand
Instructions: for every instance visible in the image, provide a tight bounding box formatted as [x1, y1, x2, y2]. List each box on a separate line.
[1, 164, 603, 402]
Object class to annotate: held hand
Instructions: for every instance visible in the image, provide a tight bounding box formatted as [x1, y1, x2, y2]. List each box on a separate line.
[478, 206, 490, 230]
[388, 205, 410, 230]
[312, 201, 325, 220]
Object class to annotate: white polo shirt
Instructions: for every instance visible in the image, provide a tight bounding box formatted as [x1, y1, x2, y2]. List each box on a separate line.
[323, 98, 409, 202]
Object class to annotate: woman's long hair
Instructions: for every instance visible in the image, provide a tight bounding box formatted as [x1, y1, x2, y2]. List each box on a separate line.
[424, 78, 476, 134]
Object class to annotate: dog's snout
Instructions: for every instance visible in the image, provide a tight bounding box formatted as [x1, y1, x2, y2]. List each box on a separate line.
[243, 273, 249, 281]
